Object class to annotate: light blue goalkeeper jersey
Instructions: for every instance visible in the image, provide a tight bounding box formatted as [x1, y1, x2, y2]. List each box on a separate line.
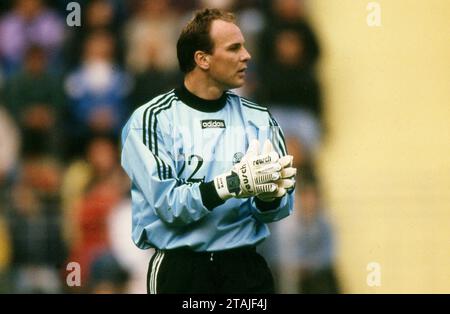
[121, 85, 295, 252]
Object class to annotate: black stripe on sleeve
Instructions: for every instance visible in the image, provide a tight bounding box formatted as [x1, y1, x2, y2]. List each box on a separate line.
[151, 97, 177, 180]
[144, 93, 175, 180]
[142, 91, 174, 147]
[240, 98, 267, 111]
[142, 106, 150, 146]
[148, 94, 175, 153]
[154, 154, 162, 180]
[152, 97, 176, 159]
[269, 116, 284, 156]
[241, 99, 268, 112]
[269, 113, 288, 156]
[143, 105, 162, 179]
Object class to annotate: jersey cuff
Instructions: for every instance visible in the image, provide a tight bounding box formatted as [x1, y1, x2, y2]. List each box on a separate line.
[199, 181, 225, 211]
[254, 197, 282, 212]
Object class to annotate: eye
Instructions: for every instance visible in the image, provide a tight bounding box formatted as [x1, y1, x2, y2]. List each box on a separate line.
[228, 44, 241, 51]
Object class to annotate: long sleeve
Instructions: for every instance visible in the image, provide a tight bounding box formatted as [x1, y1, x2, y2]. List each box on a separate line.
[121, 111, 211, 227]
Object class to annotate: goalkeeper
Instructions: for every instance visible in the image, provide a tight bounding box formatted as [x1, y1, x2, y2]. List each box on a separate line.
[121, 8, 297, 294]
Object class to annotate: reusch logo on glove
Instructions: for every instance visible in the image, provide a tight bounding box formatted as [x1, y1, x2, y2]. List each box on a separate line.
[240, 164, 253, 192]
[201, 120, 226, 129]
[253, 155, 273, 166]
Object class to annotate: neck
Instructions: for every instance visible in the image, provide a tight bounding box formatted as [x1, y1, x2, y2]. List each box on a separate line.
[184, 69, 225, 100]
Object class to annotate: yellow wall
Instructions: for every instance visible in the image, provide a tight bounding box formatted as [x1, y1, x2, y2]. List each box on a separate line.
[308, 0, 450, 293]
[0, 217, 11, 272]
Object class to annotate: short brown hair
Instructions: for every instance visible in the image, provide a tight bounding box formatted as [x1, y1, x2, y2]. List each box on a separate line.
[176, 8, 236, 73]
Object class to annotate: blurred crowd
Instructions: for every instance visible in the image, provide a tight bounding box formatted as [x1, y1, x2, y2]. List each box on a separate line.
[0, 0, 340, 293]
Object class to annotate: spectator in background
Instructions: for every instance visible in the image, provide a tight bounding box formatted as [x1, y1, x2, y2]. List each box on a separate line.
[0, 105, 20, 190]
[257, 132, 306, 293]
[88, 251, 129, 294]
[107, 197, 153, 293]
[61, 135, 124, 249]
[296, 165, 340, 294]
[0, 1, 12, 15]
[124, 0, 179, 74]
[128, 63, 182, 111]
[198, 0, 235, 10]
[258, 28, 322, 159]
[126, 0, 185, 110]
[260, 0, 320, 68]
[257, 0, 322, 162]
[64, 31, 131, 158]
[6, 157, 67, 293]
[261, 164, 340, 294]
[63, 136, 128, 290]
[260, 29, 321, 115]
[63, 0, 126, 71]
[3, 45, 65, 158]
[0, 65, 4, 91]
[0, 0, 65, 76]
[0, 102, 14, 289]
[66, 172, 124, 290]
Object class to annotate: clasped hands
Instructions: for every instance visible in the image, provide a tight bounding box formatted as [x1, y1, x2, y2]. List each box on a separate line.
[214, 139, 296, 202]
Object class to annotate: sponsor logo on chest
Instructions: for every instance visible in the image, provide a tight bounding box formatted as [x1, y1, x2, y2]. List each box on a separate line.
[201, 119, 226, 129]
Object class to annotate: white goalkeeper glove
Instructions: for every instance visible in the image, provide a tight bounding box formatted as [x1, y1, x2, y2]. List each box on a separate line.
[213, 139, 282, 200]
[256, 141, 297, 202]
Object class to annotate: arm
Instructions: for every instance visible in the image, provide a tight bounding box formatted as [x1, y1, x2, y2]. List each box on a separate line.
[121, 113, 214, 227]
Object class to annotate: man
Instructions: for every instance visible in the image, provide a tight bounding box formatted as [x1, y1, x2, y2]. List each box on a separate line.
[121, 8, 297, 294]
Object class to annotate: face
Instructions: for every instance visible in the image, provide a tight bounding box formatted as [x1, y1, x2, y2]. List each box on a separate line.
[87, 138, 117, 174]
[207, 20, 251, 90]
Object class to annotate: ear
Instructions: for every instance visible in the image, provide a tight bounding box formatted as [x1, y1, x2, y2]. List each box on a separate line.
[194, 51, 210, 70]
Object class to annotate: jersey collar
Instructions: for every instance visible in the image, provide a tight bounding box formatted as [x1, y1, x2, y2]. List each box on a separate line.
[175, 84, 228, 113]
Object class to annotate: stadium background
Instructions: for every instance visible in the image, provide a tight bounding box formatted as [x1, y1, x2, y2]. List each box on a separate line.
[0, 0, 448, 293]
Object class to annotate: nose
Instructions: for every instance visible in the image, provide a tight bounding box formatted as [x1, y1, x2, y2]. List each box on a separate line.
[241, 47, 251, 62]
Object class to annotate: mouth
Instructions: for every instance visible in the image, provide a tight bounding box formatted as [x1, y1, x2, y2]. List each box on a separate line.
[237, 68, 247, 75]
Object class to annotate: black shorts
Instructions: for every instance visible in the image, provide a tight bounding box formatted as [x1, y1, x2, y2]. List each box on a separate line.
[147, 246, 274, 294]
